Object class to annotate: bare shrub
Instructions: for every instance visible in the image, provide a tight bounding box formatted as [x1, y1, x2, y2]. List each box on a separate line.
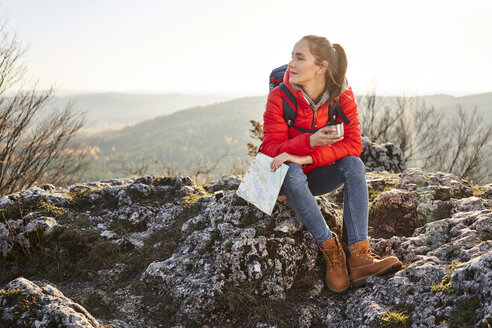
[0, 16, 92, 195]
[358, 84, 492, 184]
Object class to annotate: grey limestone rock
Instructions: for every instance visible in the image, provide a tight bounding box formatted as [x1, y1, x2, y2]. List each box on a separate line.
[360, 136, 406, 173]
[0, 277, 104, 327]
[0, 172, 491, 327]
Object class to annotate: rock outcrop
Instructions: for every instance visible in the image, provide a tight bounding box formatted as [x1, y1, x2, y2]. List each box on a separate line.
[360, 136, 406, 173]
[0, 278, 106, 327]
[1, 169, 491, 327]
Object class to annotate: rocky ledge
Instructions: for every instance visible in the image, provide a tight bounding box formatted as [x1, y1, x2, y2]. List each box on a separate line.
[0, 169, 491, 327]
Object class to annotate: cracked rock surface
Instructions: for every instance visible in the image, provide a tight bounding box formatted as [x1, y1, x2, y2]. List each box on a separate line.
[1, 168, 491, 327]
[0, 277, 105, 327]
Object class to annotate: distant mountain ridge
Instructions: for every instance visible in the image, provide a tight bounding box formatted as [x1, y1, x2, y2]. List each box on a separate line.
[79, 96, 267, 182]
[415, 91, 492, 117]
[41, 92, 236, 131]
[40, 90, 492, 134]
[77, 91, 491, 183]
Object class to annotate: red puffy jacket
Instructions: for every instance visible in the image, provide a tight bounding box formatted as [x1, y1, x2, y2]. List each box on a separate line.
[260, 67, 363, 174]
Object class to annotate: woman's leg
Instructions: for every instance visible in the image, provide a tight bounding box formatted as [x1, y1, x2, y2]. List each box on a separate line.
[306, 156, 402, 287]
[281, 162, 333, 245]
[306, 156, 369, 245]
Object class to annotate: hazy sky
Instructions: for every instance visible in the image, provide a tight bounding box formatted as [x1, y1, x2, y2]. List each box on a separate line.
[2, 0, 491, 97]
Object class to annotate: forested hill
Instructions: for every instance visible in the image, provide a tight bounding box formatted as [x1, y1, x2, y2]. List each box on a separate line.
[77, 91, 492, 183]
[79, 96, 268, 182]
[41, 92, 236, 131]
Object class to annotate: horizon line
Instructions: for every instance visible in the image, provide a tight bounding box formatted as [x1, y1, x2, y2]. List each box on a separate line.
[5, 88, 492, 98]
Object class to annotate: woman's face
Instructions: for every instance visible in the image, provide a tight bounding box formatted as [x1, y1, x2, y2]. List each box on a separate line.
[288, 39, 323, 86]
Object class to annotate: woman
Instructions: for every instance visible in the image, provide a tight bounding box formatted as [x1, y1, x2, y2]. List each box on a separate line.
[260, 35, 402, 293]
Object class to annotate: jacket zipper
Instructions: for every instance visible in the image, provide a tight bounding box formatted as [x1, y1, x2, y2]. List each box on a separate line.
[308, 100, 327, 130]
[311, 102, 326, 129]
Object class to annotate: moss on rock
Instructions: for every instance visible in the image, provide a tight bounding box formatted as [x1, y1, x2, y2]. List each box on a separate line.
[0, 199, 65, 222]
[430, 261, 464, 295]
[376, 304, 412, 327]
[471, 185, 486, 198]
[66, 187, 119, 212]
[215, 280, 294, 327]
[448, 295, 481, 327]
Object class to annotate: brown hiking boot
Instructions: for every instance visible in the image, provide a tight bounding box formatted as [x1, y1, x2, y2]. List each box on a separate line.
[348, 240, 402, 287]
[316, 234, 350, 293]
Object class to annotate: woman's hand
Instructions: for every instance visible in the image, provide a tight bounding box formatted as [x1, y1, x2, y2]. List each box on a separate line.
[270, 152, 290, 172]
[270, 153, 313, 172]
[309, 126, 344, 147]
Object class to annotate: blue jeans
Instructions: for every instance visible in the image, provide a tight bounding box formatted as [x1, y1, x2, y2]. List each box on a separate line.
[280, 156, 369, 246]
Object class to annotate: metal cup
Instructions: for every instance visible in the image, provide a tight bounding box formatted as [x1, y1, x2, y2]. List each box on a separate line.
[326, 122, 344, 137]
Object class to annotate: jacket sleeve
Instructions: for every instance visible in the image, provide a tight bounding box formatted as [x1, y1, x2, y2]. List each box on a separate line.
[260, 88, 316, 157]
[310, 86, 363, 166]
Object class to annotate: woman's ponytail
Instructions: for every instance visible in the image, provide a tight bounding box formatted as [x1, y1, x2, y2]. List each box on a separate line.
[301, 35, 349, 104]
[332, 43, 348, 97]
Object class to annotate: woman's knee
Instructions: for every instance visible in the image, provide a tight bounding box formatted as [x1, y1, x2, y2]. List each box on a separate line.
[340, 156, 366, 177]
[283, 163, 307, 191]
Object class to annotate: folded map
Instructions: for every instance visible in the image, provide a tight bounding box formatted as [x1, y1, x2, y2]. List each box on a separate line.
[236, 152, 289, 215]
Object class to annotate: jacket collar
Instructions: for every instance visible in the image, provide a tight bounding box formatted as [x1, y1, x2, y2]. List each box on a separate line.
[283, 66, 350, 108]
[283, 67, 330, 109]
[291, 83, 330, 109]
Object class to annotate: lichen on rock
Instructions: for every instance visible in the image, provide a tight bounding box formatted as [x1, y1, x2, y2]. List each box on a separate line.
[0, 169, 491, 327]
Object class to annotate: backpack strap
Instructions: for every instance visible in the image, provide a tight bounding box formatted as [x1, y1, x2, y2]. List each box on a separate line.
[258, 81, 352, 154]
[327, 99, 351, 125]
[279, 83, 296, 125]
[279, 83, 319, 134]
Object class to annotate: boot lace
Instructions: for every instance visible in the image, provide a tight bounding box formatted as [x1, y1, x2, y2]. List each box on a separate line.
[353, 247, 383, 262]
[367, 249, 382, 260]
[322, 247, 344, 268]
